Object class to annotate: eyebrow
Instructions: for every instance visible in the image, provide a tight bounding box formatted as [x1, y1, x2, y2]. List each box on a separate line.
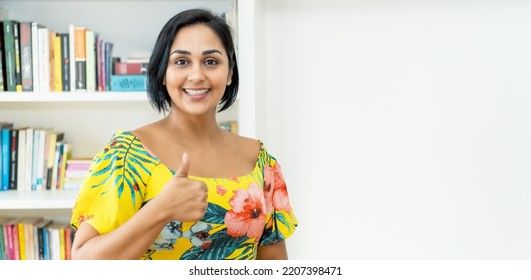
[170, 49, 223, 56]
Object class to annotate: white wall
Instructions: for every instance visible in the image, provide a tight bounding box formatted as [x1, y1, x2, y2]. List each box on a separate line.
[260, 0, 531, 259]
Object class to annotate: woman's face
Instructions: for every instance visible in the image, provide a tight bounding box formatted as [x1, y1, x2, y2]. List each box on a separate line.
[164, 23, 232, 117]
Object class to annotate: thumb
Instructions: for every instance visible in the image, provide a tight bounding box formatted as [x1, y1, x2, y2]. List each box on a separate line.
[175, 152, 190, 177]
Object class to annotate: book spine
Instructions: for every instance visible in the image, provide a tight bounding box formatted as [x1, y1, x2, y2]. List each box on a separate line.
[13, 21, 22, 92]
[16, 129, 26, 190]
[48, 31, 56, 91]
[60, 33, 70, 91]
[85, 29, 96, 91]
[74, 27, 86, 91]
[37, 26, 50, 92]
[20, 22, 33, 91]
[3, 20, 17, 91]
[1, 129, 10, 190]
[53, 35, 62, 91]
[110, 74, 147, 91]
[30, 23, 40, 92]
[104, 42, 113, 91]
[114, 62, 147, 75]
[68, 24, 76, 92]
[95, 36, 102, 91]
[25, 128, 34, 191]
[12, 223, 20, 260]
[9, 129, 18, 190]
[6, 224, 14, 259]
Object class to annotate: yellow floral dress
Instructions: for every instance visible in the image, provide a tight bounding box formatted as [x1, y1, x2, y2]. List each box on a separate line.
[70, 130, 298, 260]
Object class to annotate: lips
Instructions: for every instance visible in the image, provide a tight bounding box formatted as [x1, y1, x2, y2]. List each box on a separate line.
[184, 88, 210, 96]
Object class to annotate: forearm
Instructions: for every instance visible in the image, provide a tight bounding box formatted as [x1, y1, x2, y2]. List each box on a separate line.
[72, 200, 169, 260]
[256, 241, 288, 260]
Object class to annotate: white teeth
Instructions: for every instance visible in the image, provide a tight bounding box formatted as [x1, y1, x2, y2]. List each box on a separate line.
[185, 89, 209, 96]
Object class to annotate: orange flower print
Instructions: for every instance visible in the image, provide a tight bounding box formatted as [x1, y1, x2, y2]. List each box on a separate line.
[224, 183, 266, 239]
[216, 185, 227, 196]
[77, 214, 95, 223]
[264, 162, 291, 213]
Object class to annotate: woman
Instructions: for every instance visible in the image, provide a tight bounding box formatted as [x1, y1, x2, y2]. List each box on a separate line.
[70, 8, 298, 260]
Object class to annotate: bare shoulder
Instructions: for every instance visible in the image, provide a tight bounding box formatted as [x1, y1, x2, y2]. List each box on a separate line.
[225, 132, 261, 163]
[129, 121, 163, 140]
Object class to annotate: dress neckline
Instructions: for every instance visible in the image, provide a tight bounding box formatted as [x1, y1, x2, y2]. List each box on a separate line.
[118, 130, 263, 180]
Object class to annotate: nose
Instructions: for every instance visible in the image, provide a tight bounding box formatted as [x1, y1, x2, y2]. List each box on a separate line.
[187, 63, 205, 82]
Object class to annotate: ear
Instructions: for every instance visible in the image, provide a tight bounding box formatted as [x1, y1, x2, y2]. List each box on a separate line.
[163, 77, 166, 85]
[227, 69, 233, 86]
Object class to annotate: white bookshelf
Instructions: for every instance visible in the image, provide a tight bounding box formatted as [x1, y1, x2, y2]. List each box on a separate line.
[0, 190, 77, 210]
[0, 0, 260, 216]
[0, 92, 148, 102]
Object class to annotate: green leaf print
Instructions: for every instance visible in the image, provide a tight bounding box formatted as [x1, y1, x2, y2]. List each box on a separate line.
[202, 202, 227, 224]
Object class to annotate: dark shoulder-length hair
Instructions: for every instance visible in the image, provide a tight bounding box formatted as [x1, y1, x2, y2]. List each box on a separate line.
[147, 8, 239, 113]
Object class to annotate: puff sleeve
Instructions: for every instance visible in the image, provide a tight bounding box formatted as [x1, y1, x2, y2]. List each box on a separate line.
[70, 131, 158, 234]
[259, 153, 298, 245]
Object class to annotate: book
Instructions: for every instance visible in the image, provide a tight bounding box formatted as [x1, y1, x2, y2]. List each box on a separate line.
[1, 20, 18, 91]
[33, 219, 51, 260]
[110, 74, 147, 91]
[24, 127, 34, 191]
[114, 61, 147, 75]
[16, 127, 27, 191]
[3, 217, 23, 260]
[45, 131, 64, 190]
[48, 31, 56, 91]
[96, 35, 104, 91]
[0, 216, 12, 259]
[64, 158, 91, 190]
[19, 217, 42, 260]
[9, 128, 19, 190]
[37, 26, 50, 92]
[68, 24, 76, 92]
[74, 26, 86, 91]
[19, 22, 33, 91]
[1, 122, 14, 190]
[13, 21, 22, 91]
[104, 41, 114, 91]
[59, 33, 70, 92]
[85, 29, 96, 91]
[53, 34, 63, 91]
[30, 22, 40, 92]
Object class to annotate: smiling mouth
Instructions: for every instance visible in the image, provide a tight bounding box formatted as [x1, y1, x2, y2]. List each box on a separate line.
[184, 89, 210, 96]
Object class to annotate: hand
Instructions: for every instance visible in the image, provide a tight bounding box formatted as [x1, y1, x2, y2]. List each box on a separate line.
[158, 153, 208, 222]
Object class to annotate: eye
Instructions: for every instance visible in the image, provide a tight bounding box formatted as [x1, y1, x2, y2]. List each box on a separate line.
[175, 58, 188, 66]
[204, 58, 218, 66]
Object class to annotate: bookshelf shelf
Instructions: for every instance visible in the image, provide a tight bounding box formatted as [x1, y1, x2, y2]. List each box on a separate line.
[0, 190, 78, 210]
[0, 92, 148, 102]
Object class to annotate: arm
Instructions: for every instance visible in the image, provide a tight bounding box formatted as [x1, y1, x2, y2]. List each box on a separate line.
[71, 198, 171, 260]
[71, 153, 208, 259]
[256, 240, 288, 260]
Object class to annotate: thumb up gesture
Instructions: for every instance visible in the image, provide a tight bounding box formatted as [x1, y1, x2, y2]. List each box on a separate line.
[158, 153, 208, 222]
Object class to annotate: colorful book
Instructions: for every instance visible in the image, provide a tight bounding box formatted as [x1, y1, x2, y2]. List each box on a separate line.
[74, 26, 86, 91]
[1, 20, 17, 91]
[114, 61, 147, 75]
[19, 22, 33, 91]
[9, 128, 19, 190]
[110, 74, 147, 91]
[1, 122, 14, 190]
[59, 33, 70, 92]
[37, 26, 50, 92]
[30, 22, 40, 92]
[13, 21, 22, 91]
[85, 29, 96, 91]
[33, 218, 51, 260]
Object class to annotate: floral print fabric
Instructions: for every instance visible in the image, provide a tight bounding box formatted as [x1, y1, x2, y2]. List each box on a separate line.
[70, 130, 298, 260]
